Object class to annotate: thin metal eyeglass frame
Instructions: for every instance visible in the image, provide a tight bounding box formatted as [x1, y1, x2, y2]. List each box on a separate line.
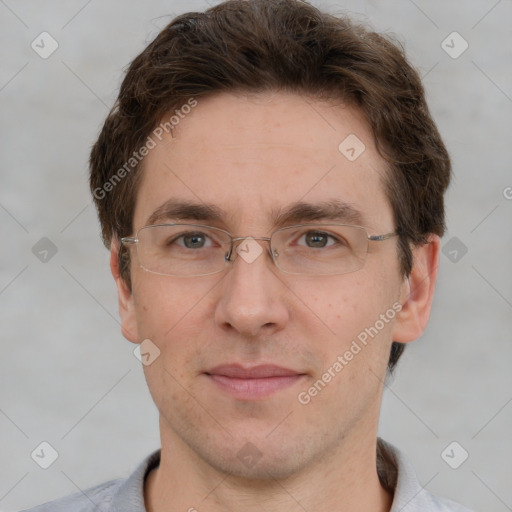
[120, 223, 398, 276]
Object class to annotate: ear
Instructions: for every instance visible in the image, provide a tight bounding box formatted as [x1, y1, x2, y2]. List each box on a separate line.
[392, 235, 440, 343]
[110, 240, 139, 344]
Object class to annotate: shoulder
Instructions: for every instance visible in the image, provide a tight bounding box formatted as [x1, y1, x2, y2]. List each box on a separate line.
[19, 478, 122, 512]
[19, 449, 161, 512]
[377, 438, 476, 512]
[426, 493, 476, 512]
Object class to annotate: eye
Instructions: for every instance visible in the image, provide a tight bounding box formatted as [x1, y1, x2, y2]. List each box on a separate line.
[169, 231, 214, 249]
[298, 230, 340, 248]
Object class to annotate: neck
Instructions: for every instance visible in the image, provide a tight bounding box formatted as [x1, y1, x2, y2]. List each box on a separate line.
[145, 418, 393, 512]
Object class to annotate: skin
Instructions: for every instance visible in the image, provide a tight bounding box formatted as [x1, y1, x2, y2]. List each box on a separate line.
[110, 91, 440, 512]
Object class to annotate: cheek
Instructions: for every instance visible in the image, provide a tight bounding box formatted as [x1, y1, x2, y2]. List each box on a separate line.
[301, 270, 390, 338]
[300, 268, 399, 373]
[130, 273, 220, 358]
[295, 274, 397, 421]
[132, 276, 218, 408]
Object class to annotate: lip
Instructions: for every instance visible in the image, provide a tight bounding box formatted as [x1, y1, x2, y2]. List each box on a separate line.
[205, 364, 306, 400]
[207, 364, 302, 379]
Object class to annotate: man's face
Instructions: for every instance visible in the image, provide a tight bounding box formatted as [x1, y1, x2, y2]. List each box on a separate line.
[118, 92, 410, 477]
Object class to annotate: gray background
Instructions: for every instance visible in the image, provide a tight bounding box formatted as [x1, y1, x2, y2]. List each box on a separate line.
[1, 1, 511, 511]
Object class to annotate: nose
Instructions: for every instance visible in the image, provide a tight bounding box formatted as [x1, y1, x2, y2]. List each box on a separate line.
[214, 239, 290, 337]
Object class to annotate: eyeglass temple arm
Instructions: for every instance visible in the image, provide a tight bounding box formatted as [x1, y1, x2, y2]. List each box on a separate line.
[368, 232, 397, 242]
[121, 237, 137, 245]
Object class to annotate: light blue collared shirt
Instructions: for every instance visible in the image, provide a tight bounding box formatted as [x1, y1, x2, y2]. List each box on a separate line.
[20, 438, 475, 512]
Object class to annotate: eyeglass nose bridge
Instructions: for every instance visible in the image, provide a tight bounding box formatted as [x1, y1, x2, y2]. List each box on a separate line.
[225, 236, 276, 263]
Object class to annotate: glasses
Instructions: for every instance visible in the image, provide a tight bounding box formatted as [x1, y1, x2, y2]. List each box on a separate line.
[121, 223, 397, 277]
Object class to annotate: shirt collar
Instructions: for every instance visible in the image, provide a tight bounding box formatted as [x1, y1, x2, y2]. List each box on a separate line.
[110, 448, 160, 512]
[108, 439, 448, 511]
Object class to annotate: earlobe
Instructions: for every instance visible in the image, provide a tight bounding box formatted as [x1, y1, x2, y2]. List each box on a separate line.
[391, 235, 441, 344]
[110, 241, 139, 344]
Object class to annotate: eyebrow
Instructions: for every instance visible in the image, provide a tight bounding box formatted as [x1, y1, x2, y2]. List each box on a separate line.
[146, 198, 365, 228]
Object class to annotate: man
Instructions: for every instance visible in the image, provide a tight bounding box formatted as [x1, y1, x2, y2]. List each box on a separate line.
[23, 0, 474, 510]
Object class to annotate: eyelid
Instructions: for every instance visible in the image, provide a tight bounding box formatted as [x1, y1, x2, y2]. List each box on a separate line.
[157, 221, 231, 234]
[149, 222, 360, 240]
[171, 227, 227, 246]
[289, 227, 341, 246]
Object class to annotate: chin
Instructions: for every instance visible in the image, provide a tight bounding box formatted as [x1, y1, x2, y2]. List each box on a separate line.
[200, 433, 314, 481]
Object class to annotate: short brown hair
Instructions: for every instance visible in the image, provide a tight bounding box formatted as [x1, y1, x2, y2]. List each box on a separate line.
[89, 0, 451, 372]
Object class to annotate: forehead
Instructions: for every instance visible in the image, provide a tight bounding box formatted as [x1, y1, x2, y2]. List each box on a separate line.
[133, 91, 394, 233]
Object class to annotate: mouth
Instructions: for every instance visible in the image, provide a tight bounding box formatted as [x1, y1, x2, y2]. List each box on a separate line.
[204, 364, 307, 400]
